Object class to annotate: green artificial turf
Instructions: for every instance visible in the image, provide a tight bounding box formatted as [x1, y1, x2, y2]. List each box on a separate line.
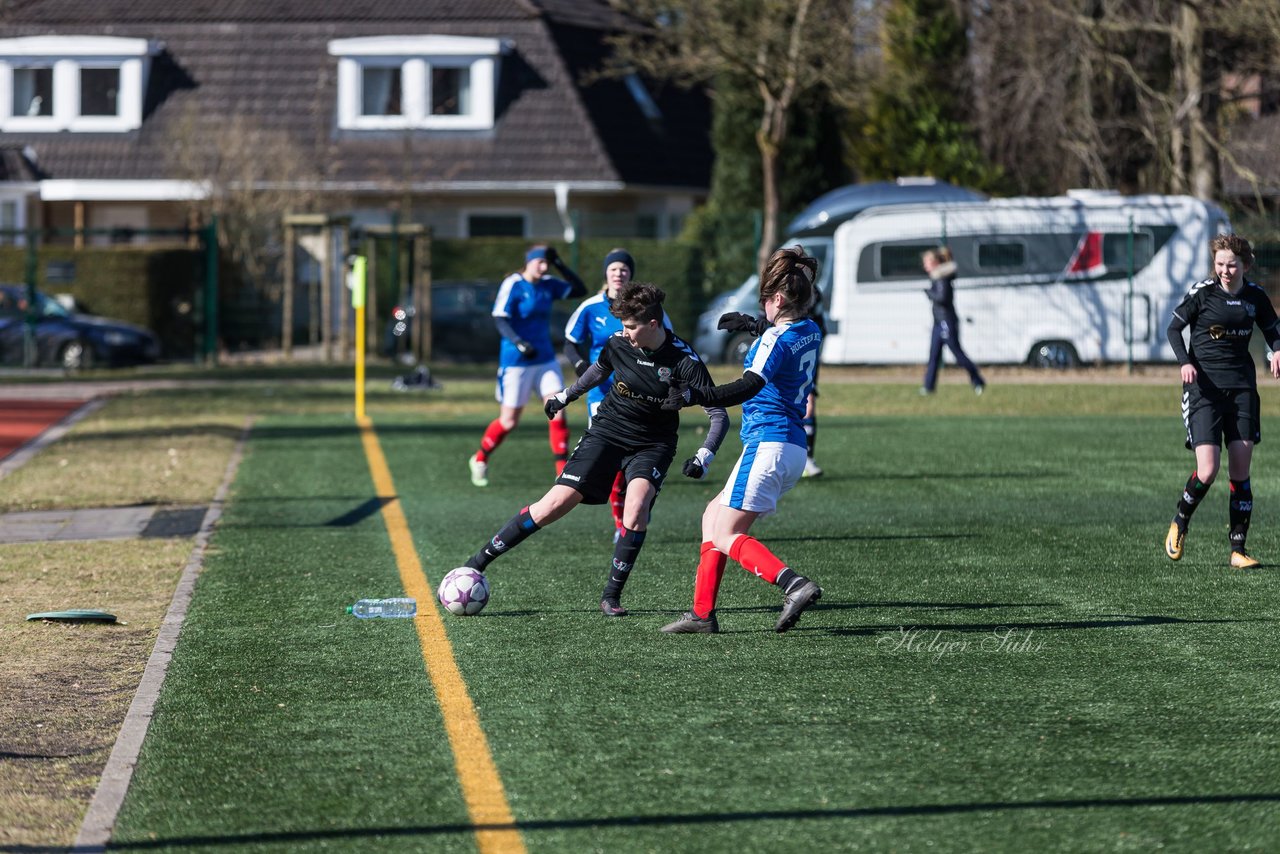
[111, 384, 1280, 852]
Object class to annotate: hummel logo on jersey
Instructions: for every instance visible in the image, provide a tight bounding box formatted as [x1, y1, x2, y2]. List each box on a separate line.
[561, 473, 581, 482]
[636, 359, 655, 366]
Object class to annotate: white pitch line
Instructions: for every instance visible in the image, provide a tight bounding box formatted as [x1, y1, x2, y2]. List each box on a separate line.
[73, 417, 254, 852]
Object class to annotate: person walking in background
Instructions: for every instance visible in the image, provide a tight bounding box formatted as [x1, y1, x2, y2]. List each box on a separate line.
[462, 281, 728, 617]
[564, 249, 670, 537]
[1164, 233, 1280, 568]
[468, 245, 587, 487]
[921, 246, 985, 396]
[659, 246, 824, 634]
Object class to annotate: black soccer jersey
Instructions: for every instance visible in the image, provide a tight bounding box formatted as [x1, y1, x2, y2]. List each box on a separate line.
[1169, 279, 1280, 389]
[589, 331, 716, 447]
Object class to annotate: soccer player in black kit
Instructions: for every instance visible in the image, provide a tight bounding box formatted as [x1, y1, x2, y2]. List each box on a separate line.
[1165, 234, 1280, 568]
[461, 281, 729, 615]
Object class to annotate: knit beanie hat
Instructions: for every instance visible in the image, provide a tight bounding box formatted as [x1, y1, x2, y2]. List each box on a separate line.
[603, 249, 635, 279]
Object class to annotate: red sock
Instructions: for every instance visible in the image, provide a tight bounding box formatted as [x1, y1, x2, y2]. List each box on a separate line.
[477, 419, 510, 463]
[609, 472, 627, 531]
[728, 535, 787, 584]
[693, 541, 727, 619]
[549, 417, 569, 473]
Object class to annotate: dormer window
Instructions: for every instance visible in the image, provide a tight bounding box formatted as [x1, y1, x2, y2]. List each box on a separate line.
[0, 36, 158, 132]
[329, 35, 505, 131]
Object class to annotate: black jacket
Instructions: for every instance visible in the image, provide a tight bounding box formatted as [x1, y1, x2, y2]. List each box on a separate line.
[925, 261, 959, 323]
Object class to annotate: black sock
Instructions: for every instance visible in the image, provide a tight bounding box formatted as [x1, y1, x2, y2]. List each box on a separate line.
[776, 568, 807, 593]
[803, 415, 817, 458]
[467, 507, 539, 571]
[602, 529, 646, 602]
[1174, 471, 1211, 529]
[1229, 479, 1253, 553]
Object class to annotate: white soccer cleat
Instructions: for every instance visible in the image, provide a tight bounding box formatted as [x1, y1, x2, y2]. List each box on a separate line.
[468, 454, 488, 487]
[802, 457, 824, 478]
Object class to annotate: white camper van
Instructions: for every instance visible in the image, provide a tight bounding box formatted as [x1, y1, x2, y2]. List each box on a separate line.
[822, 191, 1231, 366]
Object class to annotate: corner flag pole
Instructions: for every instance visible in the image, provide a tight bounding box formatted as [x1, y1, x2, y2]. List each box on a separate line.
[350, 254, 368, 420]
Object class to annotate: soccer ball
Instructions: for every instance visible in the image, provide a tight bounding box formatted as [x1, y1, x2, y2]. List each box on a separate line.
[437, 567, 490, 616]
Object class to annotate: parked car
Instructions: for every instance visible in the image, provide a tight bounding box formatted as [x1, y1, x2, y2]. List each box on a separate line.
[0, 285, 161, 370]
[385, 280, 570, 364]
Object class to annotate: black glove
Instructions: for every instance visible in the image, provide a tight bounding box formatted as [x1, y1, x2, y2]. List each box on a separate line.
[661, 378, 707, 410]
[718, 312, 770, 337]
[515, 339, 539, 360]
[571, 358, 587, 378]
[545, 246, 560, 265]
[544, 390, 570, 420]
[682, 448, 715, 480]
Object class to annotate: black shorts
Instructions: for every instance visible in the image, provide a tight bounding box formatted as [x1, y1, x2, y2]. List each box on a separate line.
[1183, 383, 1260, 449]
[556, 429, 675, 504]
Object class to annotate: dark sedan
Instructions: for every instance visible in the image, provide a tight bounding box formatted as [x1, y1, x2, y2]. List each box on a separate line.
[386, 280, 569, 364]
[0, 285, 160, 370]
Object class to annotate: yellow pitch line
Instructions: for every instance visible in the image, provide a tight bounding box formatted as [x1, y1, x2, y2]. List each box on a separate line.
[358, 417, 526, 854]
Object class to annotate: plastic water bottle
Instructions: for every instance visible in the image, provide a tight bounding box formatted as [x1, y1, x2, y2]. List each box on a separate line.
[346, 597, 416, 619]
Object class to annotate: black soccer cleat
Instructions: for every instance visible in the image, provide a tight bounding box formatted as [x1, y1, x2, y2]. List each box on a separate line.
[600, 598, 629, 617]
[775, 579, 822, 633]
[660, 610, 719, 634]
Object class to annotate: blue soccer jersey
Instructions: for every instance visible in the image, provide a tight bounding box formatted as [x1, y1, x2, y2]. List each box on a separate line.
[492, 272, 577, 368]
[565, 293, 621, 406]
[740, 317, 822, 446]
[565, 292, 672, 407]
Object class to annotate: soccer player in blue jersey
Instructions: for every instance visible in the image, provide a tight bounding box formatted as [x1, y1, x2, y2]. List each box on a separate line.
[659, 246, 825, 633]
[564, 249, 673, 536]
[462, 281, 728, 617]
[469, 245, 587, 487]
[1164, 233, 1280, 568]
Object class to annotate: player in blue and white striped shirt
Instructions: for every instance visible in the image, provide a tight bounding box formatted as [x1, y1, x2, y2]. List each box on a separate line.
[659, 246, 825, 634]
[468, 245, 586, 487]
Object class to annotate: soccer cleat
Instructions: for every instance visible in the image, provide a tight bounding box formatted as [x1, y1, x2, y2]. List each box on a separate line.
[468, 454, 488, 487]
[802, 458, 824, 478]
[1230, 551, 1261, 569]
[974, 383, 986, 396]
[1165, 522, 1185, 561]
[775, 578, 822, 633]
[660, 611, 719, 634]
[600, 598, 629, 617]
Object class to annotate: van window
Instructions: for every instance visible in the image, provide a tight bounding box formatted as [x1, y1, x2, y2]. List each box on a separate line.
[976, 241, 1025, 270]
[1101, 230, 1156, 271]
[878, 243, 932, 278]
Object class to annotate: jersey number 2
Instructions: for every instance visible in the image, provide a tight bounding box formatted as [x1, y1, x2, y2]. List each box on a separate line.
[794, 351, 817, 404]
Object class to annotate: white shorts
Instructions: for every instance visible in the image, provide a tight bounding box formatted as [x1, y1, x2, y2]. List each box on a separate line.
[720, 441, 806, 516]
[495, 361, 564, 408]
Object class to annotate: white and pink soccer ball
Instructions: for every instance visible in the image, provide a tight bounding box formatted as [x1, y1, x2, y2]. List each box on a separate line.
[437, 567, 490, 616]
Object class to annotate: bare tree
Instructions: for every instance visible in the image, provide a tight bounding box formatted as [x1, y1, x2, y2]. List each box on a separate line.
[166, 104, 330, 296]
[970, 0, 1280, 201]
[605, 0, 866, 273]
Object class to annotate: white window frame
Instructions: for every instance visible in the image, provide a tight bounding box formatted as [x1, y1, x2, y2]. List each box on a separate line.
[0, 36, 157, 133]
[329, 35, 504, 131]
[0, 194, 27, 246]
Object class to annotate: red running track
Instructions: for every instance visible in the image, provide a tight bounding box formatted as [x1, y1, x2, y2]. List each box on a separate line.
[0, 399, 85, 460]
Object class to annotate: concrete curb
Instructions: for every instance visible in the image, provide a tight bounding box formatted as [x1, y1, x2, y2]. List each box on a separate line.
[72, 416, 254, 852]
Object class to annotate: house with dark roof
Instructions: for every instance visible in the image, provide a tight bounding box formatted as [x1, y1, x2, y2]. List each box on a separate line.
[0, 0, 711, 244]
